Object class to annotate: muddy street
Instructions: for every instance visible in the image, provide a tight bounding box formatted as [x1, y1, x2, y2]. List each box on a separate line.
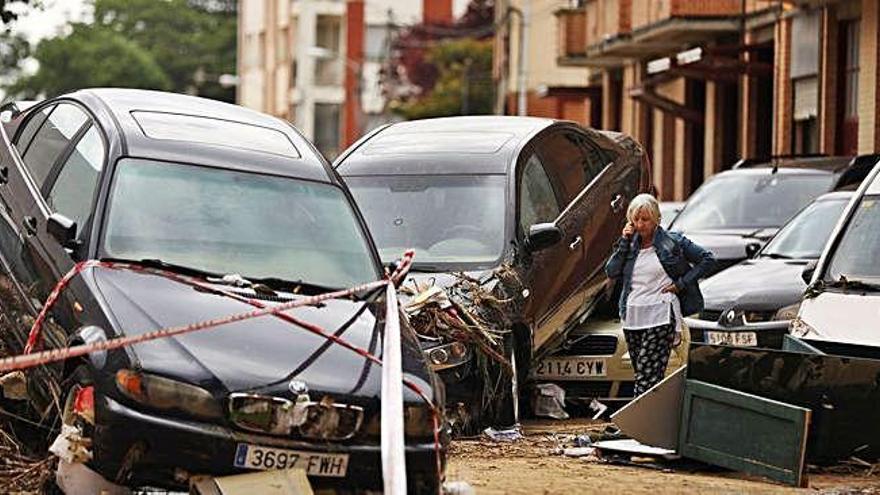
[446, 419, 880, 494]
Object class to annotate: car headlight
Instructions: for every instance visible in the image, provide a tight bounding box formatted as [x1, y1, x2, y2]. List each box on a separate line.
[360, 405, 436, 440]
[789, 317, 817, 338]
[424, 342, 470, 370]
[116, 369, 222, 420]
[404, 405, 437, 439]
[773, 303, 801, 321]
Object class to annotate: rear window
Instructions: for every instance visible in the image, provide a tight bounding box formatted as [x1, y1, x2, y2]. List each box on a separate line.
[131, 111, 300, 158]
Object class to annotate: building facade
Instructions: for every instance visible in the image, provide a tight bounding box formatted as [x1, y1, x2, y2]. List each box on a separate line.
[238, 0, 463, 159]
[498, 0, 880, 200]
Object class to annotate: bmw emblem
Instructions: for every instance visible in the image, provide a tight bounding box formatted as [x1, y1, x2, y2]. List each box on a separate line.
[288, 379, 308, 395]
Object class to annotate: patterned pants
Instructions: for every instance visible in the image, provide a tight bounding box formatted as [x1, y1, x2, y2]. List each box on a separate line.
[623, 322, 676, 397]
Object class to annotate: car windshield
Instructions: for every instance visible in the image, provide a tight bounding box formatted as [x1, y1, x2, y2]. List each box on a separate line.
[825, 194, 880, 283]
[103, 158, 379, 288]
[345, 174, 506, 267]
[761, 198, 848, 259]
[671, 172, 835, 231]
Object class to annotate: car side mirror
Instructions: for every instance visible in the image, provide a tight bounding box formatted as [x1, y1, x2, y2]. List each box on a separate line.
[526, 223, 562, 252]
[47, 213, 78, 250]
[745, 242, 762, 259]
[801, 260, 818, 285]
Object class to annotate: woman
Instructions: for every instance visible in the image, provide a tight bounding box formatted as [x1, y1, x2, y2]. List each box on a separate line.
[605, 194, 715, 396]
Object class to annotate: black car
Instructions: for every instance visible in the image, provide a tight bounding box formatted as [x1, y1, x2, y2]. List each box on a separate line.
[685, 191, 853, 349]
[334, 116, 649, 430]
[668, 156, 872, 276]
[0, 89, 444, 492]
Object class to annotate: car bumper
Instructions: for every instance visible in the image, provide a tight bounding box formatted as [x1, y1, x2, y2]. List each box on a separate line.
[684, 317, 790, 348]
[534, 321, 689, 402]
[93, 395, 444, 492]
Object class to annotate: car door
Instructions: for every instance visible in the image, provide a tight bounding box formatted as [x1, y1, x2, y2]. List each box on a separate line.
[520, 130, 591, 354]
[0, 104, 55, 310]
[568, 130, 639, 309]
[16, 102, 91, 307]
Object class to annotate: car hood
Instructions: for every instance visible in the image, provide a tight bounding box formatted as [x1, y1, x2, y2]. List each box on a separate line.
[799, 291, 880, 346]
[91, 266, 431, 399]
[701, 258, 810, 311]
[681, 228, 778, 261]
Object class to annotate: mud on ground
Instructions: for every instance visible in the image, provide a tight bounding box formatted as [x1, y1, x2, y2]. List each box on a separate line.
[447, 418, 880, 494]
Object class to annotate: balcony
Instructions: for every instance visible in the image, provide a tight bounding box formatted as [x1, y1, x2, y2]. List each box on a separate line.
[629, 0, 742, 45]
[556, 7, 588, 65]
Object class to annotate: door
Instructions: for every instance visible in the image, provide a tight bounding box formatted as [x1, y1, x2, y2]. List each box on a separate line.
[16, 102, 91, 307]
[522, 129, 594, 353]
[0, 104, 56, 311]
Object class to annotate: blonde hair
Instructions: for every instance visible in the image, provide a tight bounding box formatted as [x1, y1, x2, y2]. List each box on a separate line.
[627, 193, 661, 224]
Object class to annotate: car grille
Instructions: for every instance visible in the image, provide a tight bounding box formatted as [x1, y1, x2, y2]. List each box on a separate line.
[228, 394, 364, 441]
[562, 335, 618, 356]
[557, 381, 613, 399]
[698, 310, 723, 322]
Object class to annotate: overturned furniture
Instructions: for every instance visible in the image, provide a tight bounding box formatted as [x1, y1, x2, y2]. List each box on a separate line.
[613, 337, 880, 486]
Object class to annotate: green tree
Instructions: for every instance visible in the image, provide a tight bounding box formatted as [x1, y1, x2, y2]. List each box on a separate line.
[393, 38, 494, 120]
[6, 25, 172, 98]
[91, 0, 236, 101]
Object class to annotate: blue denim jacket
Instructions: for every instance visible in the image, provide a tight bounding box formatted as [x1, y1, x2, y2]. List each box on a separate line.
[604, 227, 716, 320]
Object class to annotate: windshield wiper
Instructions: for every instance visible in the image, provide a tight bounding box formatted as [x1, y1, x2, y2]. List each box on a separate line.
[410, 263, 444, 273]
[823, 275, 880, 292]
[102, 257, 221, 279]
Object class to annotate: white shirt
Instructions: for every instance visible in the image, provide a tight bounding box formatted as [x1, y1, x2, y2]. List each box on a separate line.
[623, 246, 683, 331]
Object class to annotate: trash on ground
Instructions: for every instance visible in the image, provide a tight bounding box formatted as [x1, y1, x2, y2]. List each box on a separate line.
[588, 398, 608, 420]
[563, 446, 597, 457]
[0, 371, 27, 400]
[49, 424, 92, 464]
[191, 467, 313, 495]
[483, 426, 523, 442]
[573, 434, 593, 447]
[532, 383, 569, 420]
[593, 439, 680, 460]
[443, 480, 477, 495]
[55, 460, 132, 495]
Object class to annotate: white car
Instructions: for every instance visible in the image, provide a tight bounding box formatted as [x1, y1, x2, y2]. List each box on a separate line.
[791, 159, 880, 347]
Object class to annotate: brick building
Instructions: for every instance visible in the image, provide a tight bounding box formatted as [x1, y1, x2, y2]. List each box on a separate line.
[237, 0, 465, 160]
[496, 0, 880, 200]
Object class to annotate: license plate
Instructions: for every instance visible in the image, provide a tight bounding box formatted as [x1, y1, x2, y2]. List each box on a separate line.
[233, 444, 349, 477]
[705, 331, 758, 347]
[533, 357, 607, 379]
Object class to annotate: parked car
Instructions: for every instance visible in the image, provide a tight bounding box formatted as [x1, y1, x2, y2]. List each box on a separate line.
[335, 117, 650, 429]
[0, 89, 444, 492]
[534, 317, 689, 404]
[792, 160, 880, 350]
[685, 191, 853, 349]
[668, 155, 871, 277]
[659, 201, 683, 229]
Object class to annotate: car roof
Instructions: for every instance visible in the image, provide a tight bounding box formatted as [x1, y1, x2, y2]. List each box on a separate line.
[336, 116, 555, 175]
[733, 155, 853, 172]
[867, 164, 880, 195]
[68, 88, 331, 183]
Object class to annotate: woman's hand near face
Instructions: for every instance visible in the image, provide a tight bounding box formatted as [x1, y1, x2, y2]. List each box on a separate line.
[622, 222, 635, 239]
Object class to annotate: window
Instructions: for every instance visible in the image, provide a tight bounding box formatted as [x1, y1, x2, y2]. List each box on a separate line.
[843, 20, 860, 120]
[22, 103, 88, 190]
[519, 154, 561, 233]
[313, 103, 341, 160]
[538, 131, 605, 204]
[47, 126, 105, 237]
[14, 106, 52, 156]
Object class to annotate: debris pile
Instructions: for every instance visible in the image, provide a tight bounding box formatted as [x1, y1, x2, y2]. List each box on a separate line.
[401, 263, 526, 428]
